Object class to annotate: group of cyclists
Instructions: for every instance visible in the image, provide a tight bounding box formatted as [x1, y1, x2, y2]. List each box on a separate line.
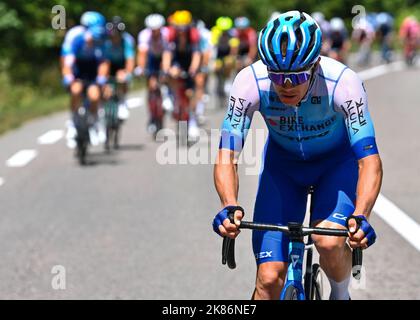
[60, 10, 260, 149]
[60, 10, 419, 152]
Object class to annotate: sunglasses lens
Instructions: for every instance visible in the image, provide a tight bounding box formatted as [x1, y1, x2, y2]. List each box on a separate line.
[268, 70, 311, 86]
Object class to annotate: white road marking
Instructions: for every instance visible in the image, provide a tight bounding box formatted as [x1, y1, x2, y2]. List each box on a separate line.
[126, 97, 142, 109]
[37, 130, 64, 145]
[373, 194, 420, 252]
[6, 150, 38, 168]
[358, 61, 405, 81]
[0, 177, 4, 187]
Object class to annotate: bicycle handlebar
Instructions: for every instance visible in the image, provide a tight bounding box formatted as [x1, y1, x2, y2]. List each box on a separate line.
[222, 218, 363, 279]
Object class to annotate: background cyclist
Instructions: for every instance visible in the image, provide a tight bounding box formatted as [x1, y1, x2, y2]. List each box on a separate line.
[136, 13, 170, 136]
[61, 11, 109, 147]
[211, 16, 239, 104]
[165, 10, 201, 140]
[103, 16, 135, 122]
[194, 19, 213, 126]
[233, 16, 258, 73]
[328, 17, 351, 64]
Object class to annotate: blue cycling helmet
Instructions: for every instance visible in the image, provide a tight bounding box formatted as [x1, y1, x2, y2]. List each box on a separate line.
[80, 11, 106, 28]
[258, 11, 322, 71]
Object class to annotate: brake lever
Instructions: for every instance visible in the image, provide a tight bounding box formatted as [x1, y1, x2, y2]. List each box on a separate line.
[346, 215, 364, 280]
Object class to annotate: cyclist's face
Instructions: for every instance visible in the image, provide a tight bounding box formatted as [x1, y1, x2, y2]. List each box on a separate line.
[273, 78, 311, 106]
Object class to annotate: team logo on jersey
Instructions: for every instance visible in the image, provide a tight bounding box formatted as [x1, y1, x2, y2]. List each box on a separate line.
[340, 98, 367, 135]
[225, 96, 251, 130]
[255, 251, 273, 259]
[311, 96, 321, 104]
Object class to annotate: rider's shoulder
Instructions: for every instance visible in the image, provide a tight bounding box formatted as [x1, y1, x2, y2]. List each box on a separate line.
[248, 60, 268, 78]
[317, 56, 356, 83]
[123, 32, 135, 44]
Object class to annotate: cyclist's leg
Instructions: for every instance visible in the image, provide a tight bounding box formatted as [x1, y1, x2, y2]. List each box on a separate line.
[252, 140, 308, 300]
[86, 83, 101, 116]
[194, 71, 206, 119]
[69, 80, 84, 112]
[310, 155, 358, 299]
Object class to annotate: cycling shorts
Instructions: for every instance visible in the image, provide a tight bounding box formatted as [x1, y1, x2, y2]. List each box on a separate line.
[252, 137, 358, 264]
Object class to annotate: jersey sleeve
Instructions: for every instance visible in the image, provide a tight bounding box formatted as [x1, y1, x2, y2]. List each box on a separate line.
[333, 68, 379, 160]
[219, 66, 260, 157]
[62, 33, 84, 67]
[137, 29, 150, 51]
[123, 32, 136, 59]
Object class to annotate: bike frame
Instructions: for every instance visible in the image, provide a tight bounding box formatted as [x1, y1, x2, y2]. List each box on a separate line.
[280, 240, 306, 300]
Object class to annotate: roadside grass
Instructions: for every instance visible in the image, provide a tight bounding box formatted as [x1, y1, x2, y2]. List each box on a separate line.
[0, 71, 145, 136]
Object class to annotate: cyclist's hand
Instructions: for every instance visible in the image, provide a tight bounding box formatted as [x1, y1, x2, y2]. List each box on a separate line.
[62, 74, 75, 88]
[188, 67, 197, 77]
[212, 206, 244, 239]
[347, 215, 377, 249]
[134, 66, 143, 77]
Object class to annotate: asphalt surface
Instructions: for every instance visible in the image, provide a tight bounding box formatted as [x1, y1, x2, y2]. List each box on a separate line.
[0, 56, 419, 299]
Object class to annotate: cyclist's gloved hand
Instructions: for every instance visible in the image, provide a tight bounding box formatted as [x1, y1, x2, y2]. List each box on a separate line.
[347, 215, 377, 249]
[62, 74, 75, 88]
[125, 72, 133, 83]
[212, 205, 244, 239]
[96, 75, 108, 86]
[134, 66, 143, 77]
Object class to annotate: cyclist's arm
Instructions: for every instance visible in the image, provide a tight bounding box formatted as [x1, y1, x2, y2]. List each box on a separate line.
[334, 68, 383, 219]
[123, 33, 136, 74]
[214, 66, 259, 207]
[188, 29, 202, 75]
[189, 50, 201, 75]
[137, 29, 150, 71]
[97, 60, 110, 83]
[61, 33, 84, 78]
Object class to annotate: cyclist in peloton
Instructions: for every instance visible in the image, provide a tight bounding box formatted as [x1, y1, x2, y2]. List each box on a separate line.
[211, 17, 239, 104]
[399, 16, 420, 65]
[352, 15, 376, 67]
[103, 16, 135, 121]
[375, 12, 394, 64]
[311, 12, 332, 56]
[194, 19, 213, 126]
[328, 17, 351, 64]
[164, 10, 201, 140]
[136, 13, 171, 137]
[61, 11, 109, 147]
[233, 16, 258, 73]
[213, 11, 382, 300]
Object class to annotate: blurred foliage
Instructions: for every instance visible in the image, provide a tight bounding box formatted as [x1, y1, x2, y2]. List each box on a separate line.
[0, 0, 419, 85]
[0, 0, 418, 134]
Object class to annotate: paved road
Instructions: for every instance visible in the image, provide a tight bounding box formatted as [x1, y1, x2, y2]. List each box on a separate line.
[0, 58, 419, 299]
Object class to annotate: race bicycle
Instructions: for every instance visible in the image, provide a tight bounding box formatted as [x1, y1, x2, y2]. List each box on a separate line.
[221, 189, 363, 300]
[73, 83, 96, 166]
[103, 78, 123, 151]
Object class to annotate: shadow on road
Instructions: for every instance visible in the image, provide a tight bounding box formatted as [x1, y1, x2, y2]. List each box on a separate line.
[116, 143, 146, 151]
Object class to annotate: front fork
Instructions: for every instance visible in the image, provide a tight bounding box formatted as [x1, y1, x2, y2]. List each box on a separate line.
[280, 241, 306, 300]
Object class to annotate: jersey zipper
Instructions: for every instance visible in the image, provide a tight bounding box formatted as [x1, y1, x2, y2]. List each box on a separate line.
[294, 106, 306, 160]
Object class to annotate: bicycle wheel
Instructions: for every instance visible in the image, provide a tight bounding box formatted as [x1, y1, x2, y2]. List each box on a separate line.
[310, 263, 324, 300]
[283, 285, 299, 300]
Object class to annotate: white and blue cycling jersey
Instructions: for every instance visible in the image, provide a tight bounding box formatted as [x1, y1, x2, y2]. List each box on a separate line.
[219, 56, 379, 264]
[61, 31, 107, 81]
[220, 56, 378, 161]
[61, 25, 86, 57]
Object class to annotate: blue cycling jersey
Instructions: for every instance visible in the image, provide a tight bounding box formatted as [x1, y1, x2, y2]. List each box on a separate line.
[219, 56, 378, 161]
[218, 56, 380, 264]
[61, 31, 107, 81]
[103, 32, 135, 64]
